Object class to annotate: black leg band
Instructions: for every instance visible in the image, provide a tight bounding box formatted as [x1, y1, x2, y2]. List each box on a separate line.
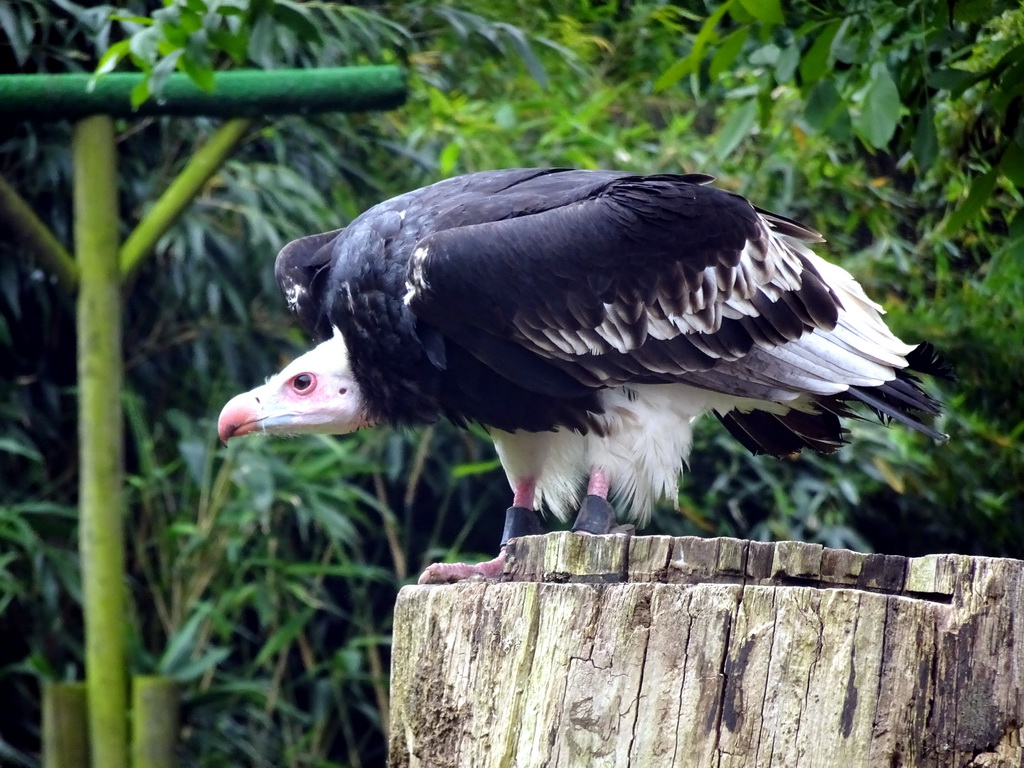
[571, 495, 617, 534]
[501, 506, 545, 546]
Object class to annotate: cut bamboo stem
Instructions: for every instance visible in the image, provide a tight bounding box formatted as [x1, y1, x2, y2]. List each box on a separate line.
[74, 114, 128, 768]
[132, 676, 180, 768]
[42, 682, 89, 768]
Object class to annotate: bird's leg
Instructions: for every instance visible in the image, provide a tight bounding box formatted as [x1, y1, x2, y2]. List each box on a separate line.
[571, 469, 618, 534]
[500, 504, 546, 545]
[417, 478, 544, 584]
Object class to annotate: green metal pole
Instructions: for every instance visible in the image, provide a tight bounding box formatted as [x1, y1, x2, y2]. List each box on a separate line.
[121, 118, 252, 278]
[73, 114, 128, 768]
[0, 66, 407, 120]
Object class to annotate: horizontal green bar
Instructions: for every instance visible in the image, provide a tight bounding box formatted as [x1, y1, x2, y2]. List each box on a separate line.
[0, 66, 406, 120]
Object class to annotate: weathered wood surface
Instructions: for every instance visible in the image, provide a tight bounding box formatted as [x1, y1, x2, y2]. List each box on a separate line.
[389, 533, 1024, 768]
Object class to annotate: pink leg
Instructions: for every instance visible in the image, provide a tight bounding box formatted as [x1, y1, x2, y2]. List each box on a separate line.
[587, 469, 609, 498]
[573, 468, 622, 535]
[416, 478, 536, 585]
[513, 477, 537, 508]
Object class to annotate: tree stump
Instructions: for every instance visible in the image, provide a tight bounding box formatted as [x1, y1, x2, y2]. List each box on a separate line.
[388, 533, 1024, 767]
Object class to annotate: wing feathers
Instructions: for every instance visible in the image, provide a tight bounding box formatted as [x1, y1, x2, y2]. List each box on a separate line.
[409, 176, 842, 379]
[307, 169, 945, 448]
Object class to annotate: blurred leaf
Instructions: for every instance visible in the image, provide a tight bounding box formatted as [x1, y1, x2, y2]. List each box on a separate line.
[943, 168, 998, 235]
[799, 19, 842, 88]
[93, 38, 130, 77]
[0, 437, 42, 462]
[128, 23, 161, 64]
[495, 22, 549, 88]
[854, 64, 900, 148]
[748, 42, 779, 67]
[129, 79, 149, 108]
[273, 0, 319, 41]
[803, 79, 843, 131]
[999, 138, 1024, 187]
[159, 603, 213, 674]
[0, 3, 32, 65]
[927, 67, 981, 95]
[182, 56, 216, 92]
[714, 98, 757, 160]
[912, 102, 938, 169]
[165, 647, 231, 683]
[252, 608, 313, 667]
[149, 48, 184, 96]
[438, 142, 460, 177]
[710, 26, 748, 80]
[775, 43, 799, 82]
[655, 0, 733, 91]
[739, 0, 782, 25]
[451, 458, 502, 478]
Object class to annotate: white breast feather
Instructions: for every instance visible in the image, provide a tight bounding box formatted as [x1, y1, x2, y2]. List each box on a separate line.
[491, 385, 780, 526]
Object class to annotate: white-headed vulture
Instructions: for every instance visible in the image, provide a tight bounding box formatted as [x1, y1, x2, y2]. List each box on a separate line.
[218, 169, 949, 582]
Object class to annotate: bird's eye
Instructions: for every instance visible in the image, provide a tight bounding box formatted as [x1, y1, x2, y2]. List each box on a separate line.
[292, 373, 315, 392]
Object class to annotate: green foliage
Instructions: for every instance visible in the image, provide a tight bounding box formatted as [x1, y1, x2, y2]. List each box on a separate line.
[657, 0, 1024, 238]
[1, 0, 1022, 765]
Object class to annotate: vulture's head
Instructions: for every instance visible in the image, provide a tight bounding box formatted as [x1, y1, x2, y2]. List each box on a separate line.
[217, 329, 369, 443]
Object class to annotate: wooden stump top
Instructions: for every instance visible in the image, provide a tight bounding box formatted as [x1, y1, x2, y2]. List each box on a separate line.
[503, 533, 962, 598]
[389, 534, 1024, 768]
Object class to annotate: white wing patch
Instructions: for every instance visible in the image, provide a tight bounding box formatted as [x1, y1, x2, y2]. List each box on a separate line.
[404, 245, 431, 306]
[510, 214, 816, 360]
[284, 281, 307, 312]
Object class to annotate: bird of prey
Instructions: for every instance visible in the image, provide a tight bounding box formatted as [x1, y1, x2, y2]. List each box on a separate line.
[218, 169, 947, 583]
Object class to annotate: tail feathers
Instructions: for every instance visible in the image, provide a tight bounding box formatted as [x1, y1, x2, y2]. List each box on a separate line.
[718, 341, 950, 457]
[716, 408, 847, 457]
[906, 341, 955, 382]
[844, 341, 950, 441]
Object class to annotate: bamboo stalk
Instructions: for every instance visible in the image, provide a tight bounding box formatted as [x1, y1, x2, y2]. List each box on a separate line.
[42, 682, 89, 768]
[74, 114, 128, 768]
[120, 118, 252, 279]
[132, 676, 180, 768]
[0, 172, 78, 293]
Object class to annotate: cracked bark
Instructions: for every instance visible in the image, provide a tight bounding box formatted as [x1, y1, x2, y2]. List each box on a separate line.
[388, 533, 1024, 768]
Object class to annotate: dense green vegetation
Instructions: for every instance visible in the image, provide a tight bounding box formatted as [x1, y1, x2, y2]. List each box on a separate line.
[1, 0, 1021, 764]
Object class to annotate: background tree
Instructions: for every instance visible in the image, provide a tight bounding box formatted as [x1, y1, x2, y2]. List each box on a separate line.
[1, 0, 1020, 765]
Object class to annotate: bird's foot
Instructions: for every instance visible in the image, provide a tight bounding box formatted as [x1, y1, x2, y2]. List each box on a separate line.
[417, 551, 507, 584]
[418, 506, 547, 584]
[571, 494, 617, 535]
